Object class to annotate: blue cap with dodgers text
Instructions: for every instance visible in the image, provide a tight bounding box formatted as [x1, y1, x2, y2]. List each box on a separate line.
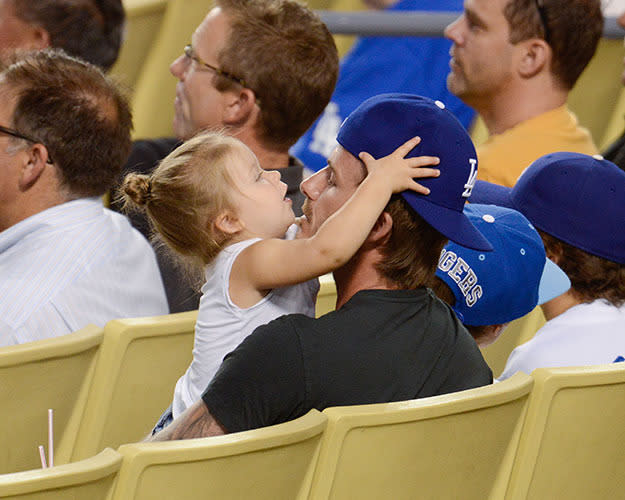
[436, 204, 570, 326]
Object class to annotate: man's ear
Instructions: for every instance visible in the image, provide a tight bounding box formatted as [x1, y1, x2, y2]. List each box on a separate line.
[214, 209, 244, 235]
[367, 211, 393, 244]
[30, 26, 51, 49]
[517, 39, 550, 79]
[18, 144, 50, 191]
[222, 88, 258, 126]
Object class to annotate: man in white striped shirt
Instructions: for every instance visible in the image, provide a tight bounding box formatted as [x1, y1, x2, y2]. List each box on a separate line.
[0, 49, 168, 346]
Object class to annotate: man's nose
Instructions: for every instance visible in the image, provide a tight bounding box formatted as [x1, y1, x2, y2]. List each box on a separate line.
[300, 168, 325, 200]
[170, 54, 186, 79]
[444, 15, 463, 43]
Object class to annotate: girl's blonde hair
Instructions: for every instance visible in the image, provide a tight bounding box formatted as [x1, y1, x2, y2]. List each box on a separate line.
[119, 131, 243, 270]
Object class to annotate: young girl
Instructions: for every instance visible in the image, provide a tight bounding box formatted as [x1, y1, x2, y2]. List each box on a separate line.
[121, 131, 439, 429]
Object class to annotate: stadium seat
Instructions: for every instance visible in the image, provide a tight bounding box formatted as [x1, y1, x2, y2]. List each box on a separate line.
[480, 308, 546, 378]
[111, 409, 327, 500]
[112, 0, 169, 90]
[505, 363, 625, 499]
[316, 274, 337, 318]
[0, 325, 103, 473]
[65, 311, 196, 461]
[0, 448, 121, 500]
[601, 87, 625, 151]
[568, 38, 624, 149]
[307, 373, 533, 499]
[131, 0, 214, 139]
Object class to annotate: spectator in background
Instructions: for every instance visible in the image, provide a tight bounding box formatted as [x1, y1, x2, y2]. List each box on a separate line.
[472, 152, 625, 379]
[112, 0, 340, 312]
[0, 0, 125, 71]
[292, 0, 475, 172]
[445, 0, 602, 186]
[0, 50, 168, 346]
[433, 203, 570, 347]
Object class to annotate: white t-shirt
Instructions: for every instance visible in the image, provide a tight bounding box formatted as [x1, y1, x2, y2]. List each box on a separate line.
[172, 236, 319, 417]
[498, 300, 625, 380]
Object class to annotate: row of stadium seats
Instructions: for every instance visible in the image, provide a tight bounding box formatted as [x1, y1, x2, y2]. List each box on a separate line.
[1, 361, 624, 499]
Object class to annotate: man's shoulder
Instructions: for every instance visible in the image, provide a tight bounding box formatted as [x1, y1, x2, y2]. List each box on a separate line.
[478, 107, 597, 185]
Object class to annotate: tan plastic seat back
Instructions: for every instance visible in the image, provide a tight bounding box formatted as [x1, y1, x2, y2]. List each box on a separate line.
[0, 448, 121, 500]
[131, 0, 214, 139]
[66, 311, 196, 461]
[0, 325, 103, 473]
[506, 363, 625, 500]
[112, 409, 327, 500]
[568, 38, 624, 149]
[480, 308, 546, 378]
[315, 274, 337, 318]
[110, 0, 169, 91]
[309, 373, 534, 500]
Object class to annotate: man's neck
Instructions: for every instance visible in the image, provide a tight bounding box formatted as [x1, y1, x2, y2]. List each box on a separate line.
[234, 128, 291, 170]
[333, 250, 396, 309]
[540, 290, 583, 321]
[1, 186, 69, 233]
[475, 82, 568, 136]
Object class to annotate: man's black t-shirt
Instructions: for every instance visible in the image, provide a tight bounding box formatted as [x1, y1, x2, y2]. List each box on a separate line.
[202, 288, 492, 433]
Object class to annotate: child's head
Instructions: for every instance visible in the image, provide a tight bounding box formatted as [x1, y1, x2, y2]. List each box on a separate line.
[120, 131, 295, 268]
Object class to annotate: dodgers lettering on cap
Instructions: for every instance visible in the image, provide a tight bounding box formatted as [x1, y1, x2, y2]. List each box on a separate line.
[336, 93, 492, 251]
[438, 249, 483, 308]
[435, 204, 570, 326]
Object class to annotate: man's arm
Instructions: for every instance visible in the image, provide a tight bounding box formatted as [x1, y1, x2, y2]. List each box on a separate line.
[148, 400, 226, 441]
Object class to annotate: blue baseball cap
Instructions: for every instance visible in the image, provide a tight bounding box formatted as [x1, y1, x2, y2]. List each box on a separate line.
[336, 93, 493, 251]
[436, 204, 571, 326]
[470, 152, 625, 264]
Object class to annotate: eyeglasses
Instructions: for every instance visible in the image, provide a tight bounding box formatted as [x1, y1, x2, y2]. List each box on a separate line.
[183, 44, 248, 88]
[534, 0, 550, 46]
[0, 124, 53, 163]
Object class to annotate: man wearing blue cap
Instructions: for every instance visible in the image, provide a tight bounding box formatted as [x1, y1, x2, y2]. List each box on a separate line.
[433, 204, 570, 348]
[471, 152, 625, 379]
[151, 94, 493, 441]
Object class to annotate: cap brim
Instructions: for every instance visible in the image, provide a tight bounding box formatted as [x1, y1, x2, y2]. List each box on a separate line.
[537, 258, 571, 304]
[470, 180, 515, 208]
[402, 191, 493, 251]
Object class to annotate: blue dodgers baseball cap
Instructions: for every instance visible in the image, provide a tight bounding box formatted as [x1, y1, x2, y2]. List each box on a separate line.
[336, 93, 493, 251]
[470, 152, 625, 264]
[435, 204, 571, 326]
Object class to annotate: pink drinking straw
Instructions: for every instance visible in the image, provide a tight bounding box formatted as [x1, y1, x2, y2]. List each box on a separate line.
[38, 445, 47, 469]
[48, 409, 54, 467]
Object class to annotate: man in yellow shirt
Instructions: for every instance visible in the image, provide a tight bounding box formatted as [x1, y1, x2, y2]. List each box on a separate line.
[445, 0, 602, 187]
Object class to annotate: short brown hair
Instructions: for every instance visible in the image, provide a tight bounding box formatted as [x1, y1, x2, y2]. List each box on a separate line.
[376, 197, 449, 290]
[503, 0, 603, 89]
[540, 231, 625, 307]
[120, 132, 242, 270]
[11, 0, 125, 71]
[2, 49, 132, 197]
[215, 0, 338, 149]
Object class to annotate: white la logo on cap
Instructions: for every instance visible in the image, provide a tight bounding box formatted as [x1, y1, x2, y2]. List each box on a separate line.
[462, 158, 478, 198]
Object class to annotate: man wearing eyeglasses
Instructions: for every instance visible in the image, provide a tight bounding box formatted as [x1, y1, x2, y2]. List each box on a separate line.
[0, 50, 168, 346]
[445, 0, 602, 187]
[116, 0, 339, 313]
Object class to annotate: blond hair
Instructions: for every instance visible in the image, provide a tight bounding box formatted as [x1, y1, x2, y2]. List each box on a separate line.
[120, 132, 243, 271]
